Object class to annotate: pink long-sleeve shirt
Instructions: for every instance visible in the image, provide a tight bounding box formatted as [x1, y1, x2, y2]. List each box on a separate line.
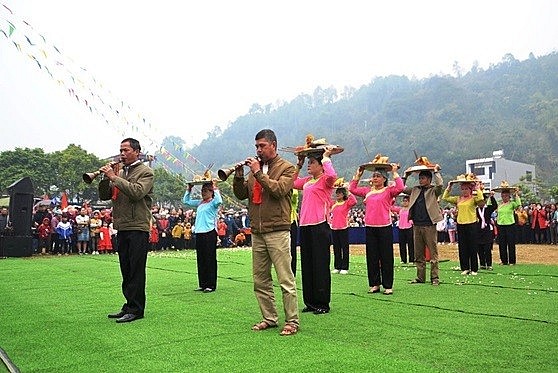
[392, 206, 413, 229]
[330, 193, 357, 230]
[349, 177, 404, 227]
[293, 160, 337, 226]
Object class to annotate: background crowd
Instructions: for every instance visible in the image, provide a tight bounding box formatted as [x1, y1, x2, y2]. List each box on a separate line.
[1, 193, 555, 257]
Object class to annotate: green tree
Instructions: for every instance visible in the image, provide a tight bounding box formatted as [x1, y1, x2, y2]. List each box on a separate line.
[0, 148, 54, 196]
[153, 167, 187, 207]
[50, 144, 104, 203]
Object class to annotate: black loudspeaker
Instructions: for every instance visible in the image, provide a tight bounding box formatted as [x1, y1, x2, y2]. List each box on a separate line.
[7, 177, 34, 236]
[0, 236, 33, 257]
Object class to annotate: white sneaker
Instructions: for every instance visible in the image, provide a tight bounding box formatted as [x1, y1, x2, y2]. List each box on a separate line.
[461, 270, 470, 275]
[470, 271, 478, 276]
[331, 269, 340, 274]
[339, 270, 348, 275]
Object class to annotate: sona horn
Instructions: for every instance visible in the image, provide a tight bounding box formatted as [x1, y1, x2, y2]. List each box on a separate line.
[217, 157, 260, 181]
[82, 161, 119, 184]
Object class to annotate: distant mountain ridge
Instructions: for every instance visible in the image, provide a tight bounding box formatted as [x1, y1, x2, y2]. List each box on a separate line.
[160, 52, 558, 184]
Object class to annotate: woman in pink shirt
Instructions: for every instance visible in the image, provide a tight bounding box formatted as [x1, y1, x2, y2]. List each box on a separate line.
[330, 182, 357, 274]
[293, 146, 337, 315]
[349, 164, 404, 295]
[392, 195, 414, 264]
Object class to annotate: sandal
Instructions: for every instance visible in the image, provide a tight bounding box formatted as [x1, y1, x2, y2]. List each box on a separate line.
[279, 323, 298, 336]
[383, 289, 393, 295]
[368, 286, 380, 294]
[251, 321, 277, 331]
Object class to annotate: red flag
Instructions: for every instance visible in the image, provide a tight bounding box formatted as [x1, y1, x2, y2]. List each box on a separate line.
[60, 192, 68, 209]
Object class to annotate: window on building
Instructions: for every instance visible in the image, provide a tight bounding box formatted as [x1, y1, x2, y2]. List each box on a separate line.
[474, 167, 486, 176]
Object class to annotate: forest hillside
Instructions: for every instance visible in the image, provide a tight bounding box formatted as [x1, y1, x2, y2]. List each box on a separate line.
[161, 52, 558, 184]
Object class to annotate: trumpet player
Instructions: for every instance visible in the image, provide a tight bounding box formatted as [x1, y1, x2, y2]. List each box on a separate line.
[232, 129, 300, 336]
[100, 138, 154, 324]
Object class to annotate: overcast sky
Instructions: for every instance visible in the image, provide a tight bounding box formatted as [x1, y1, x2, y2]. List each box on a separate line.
[1, 0, 557, 159]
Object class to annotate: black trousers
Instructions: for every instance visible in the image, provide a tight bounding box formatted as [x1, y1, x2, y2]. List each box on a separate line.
[398, 227, 414, 263]
[457, 223, 478, 272]
[195, 230, 218, 290]
[332, 228, 350, 270]
[498, 224, 516, 265]
[478, 242, 493, 267]
[290, 222, 298, 276]
[117, 230, 149, 316]
[299, 222, 331, 310]
[365, 226, 394, 289]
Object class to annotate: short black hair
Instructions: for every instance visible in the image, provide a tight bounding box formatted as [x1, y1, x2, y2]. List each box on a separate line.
[255, 129, 277, 146]
[121, 137, 141, 152]
[307, 154, 323, 165]
[418, 170, 432, 179]
[336, 187, 348, 200]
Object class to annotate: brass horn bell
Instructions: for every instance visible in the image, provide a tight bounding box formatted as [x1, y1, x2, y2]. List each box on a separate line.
[82, 171, 101, 184]
[217, 167, 236, 181]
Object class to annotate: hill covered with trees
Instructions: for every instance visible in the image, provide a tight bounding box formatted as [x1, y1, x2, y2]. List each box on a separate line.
[171, 52, 557, 186]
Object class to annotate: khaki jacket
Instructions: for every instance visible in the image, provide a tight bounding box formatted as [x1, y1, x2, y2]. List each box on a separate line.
[403, 172, 444, 224]
[233, 155, 294, 234]
[99, 162, 154, 232]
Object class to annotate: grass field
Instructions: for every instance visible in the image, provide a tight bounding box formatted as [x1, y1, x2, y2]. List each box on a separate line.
[1, 246, 557, 372]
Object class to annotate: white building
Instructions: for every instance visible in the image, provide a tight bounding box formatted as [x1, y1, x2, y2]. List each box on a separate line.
[465, 150, 535, 190]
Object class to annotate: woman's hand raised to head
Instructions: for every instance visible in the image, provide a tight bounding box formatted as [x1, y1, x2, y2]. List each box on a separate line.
[353, 166, 364, 181]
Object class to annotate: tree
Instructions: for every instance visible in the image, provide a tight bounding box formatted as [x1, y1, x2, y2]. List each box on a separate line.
[0, 147, 54, 196]
[153, 167, 188, 207]
[50, 144, 104, 203]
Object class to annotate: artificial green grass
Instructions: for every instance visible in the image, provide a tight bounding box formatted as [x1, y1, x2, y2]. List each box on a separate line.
[0, 249, 556, 372]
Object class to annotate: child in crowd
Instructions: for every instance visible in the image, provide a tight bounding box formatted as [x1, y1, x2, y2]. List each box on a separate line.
[37, 217, 52, 255]
[149, 222, 159, 251]
[98, 221, 113, 254]
[171, 222, 185, 250]
[89, 211, 102, 255]
[55, 214, 73, 255]
[183, 222, 193, 249]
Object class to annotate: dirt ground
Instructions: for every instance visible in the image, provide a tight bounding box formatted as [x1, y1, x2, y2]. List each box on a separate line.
[350, 243, 558, 265]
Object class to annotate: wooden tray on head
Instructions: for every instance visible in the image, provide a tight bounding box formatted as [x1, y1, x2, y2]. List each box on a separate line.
[281, 145, 344, 157]
[359, 162, 399, 172]
[186, 179, 218, 186]
[403, 165, 438, 177]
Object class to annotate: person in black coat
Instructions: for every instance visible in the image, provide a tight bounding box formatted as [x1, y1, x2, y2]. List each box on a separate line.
[476, 191, 498, 270]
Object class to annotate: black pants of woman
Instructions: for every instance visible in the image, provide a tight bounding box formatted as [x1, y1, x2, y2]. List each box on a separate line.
[332, 228, 350, 271]
[365, 226, 394, 289]
[195, 230, 218, 290]
[290, 221, 298, 276]
[498, 224, 516, 265]
[398, 227, 414, 264]
[299, 222, 331, 311]
[457, 223, 478, 272]
[477, 242, 493, 268]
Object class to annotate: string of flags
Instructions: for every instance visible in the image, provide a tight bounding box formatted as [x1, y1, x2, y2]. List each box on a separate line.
[0, 4, 210, 178]
[1, 3, 244, 207]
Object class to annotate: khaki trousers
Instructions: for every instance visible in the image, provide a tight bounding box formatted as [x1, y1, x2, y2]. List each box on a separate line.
[413, 225, 439, 282]
[252, 231, 299, 326]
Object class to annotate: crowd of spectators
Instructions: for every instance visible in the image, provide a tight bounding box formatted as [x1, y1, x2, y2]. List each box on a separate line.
[6, 197, 557, 257]
[22, 202, 255, 256]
